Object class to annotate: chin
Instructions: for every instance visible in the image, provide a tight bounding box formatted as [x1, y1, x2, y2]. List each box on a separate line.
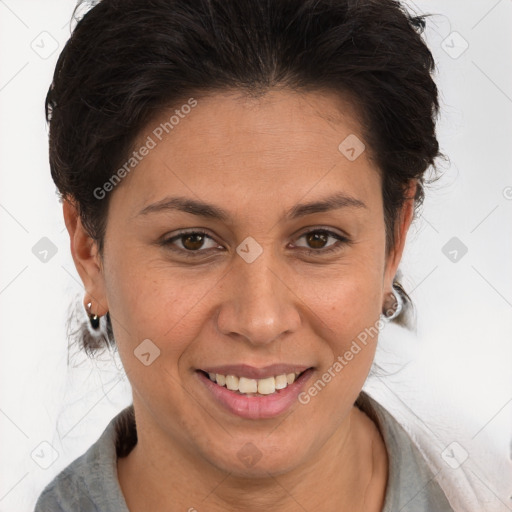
[201, 437, 308, 478]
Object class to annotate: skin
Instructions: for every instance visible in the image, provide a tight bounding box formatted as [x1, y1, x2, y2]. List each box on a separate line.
[64, 88, 415, 511]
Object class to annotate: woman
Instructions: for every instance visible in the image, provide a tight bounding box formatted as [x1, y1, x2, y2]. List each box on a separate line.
[34, 0, 472, 510]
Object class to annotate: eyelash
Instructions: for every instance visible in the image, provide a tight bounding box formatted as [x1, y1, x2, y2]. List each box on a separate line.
[160, 228, 350, 258]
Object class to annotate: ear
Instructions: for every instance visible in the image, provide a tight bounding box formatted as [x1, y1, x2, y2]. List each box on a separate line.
[383, 180, 417, 287]
[62, 197, 109, 315]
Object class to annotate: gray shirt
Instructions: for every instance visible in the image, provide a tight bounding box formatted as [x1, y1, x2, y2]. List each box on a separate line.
[33, 392, 454, 511]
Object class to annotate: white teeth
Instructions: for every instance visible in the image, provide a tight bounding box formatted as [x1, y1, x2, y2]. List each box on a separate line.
[225, 375, 239, 391]
[275, 374, 288, 390]
[257, 377, 276, 395]
[206, 370, 306, 395]
[238, 377, 258, 394]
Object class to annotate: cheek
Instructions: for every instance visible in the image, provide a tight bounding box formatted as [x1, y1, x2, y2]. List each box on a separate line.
[300, 251, 384, 338]
[316, 277, 382, 374]
[102, 246, 212, 357]
[297, 250, 385, 388]
[294, 274, 383, 418]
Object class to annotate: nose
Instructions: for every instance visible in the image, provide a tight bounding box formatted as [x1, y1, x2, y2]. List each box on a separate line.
[215, 252, 301, 346]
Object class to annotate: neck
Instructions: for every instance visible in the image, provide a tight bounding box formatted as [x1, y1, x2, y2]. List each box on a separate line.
[117, 404, 388, 512]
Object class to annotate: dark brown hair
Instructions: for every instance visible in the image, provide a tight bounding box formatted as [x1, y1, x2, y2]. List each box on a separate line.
[46, 0, 442, 353]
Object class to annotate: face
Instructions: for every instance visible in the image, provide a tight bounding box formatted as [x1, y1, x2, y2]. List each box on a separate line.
[67, 88, 413, 477]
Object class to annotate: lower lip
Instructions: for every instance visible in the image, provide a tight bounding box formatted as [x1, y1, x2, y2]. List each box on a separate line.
[196, 369, 314, 420]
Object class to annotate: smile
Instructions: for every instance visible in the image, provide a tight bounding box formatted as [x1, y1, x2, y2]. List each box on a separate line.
[202, 370, 305, 396]
[196, 366, 315, 419]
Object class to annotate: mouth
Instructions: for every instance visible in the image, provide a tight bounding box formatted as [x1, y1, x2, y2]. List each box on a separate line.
[197, 368, 311, 396]
[195, 365, 315, 420]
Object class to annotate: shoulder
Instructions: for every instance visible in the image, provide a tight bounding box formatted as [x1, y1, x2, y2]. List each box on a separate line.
[358, 391, 456, 512]
[364, 322, 509, 512]
[33, 405, 135, 512]
[360, 380, 506, 512]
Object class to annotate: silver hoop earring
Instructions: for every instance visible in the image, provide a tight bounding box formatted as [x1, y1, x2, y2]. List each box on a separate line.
[382, 285, 403, 321]
[86, 301, 100, 330]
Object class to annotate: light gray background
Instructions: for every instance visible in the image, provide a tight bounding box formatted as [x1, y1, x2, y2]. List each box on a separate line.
[0, 1, 511, 511]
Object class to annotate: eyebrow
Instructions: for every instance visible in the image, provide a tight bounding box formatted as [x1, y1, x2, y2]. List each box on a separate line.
[137, 192, 367, 221]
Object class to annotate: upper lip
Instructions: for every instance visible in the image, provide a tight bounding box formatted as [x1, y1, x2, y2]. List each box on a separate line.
[199, 364, 313, 380]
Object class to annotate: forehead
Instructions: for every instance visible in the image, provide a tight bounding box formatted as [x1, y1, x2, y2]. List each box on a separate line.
[156, 88, 366, 154]
[112, 88, 380, 217]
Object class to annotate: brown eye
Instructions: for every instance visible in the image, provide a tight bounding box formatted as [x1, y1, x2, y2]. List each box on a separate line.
[293, 228, 349, 257]
[305, 231, 330, 249]
[181, 233, 207, 251]
[161, 230, 220, 256]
